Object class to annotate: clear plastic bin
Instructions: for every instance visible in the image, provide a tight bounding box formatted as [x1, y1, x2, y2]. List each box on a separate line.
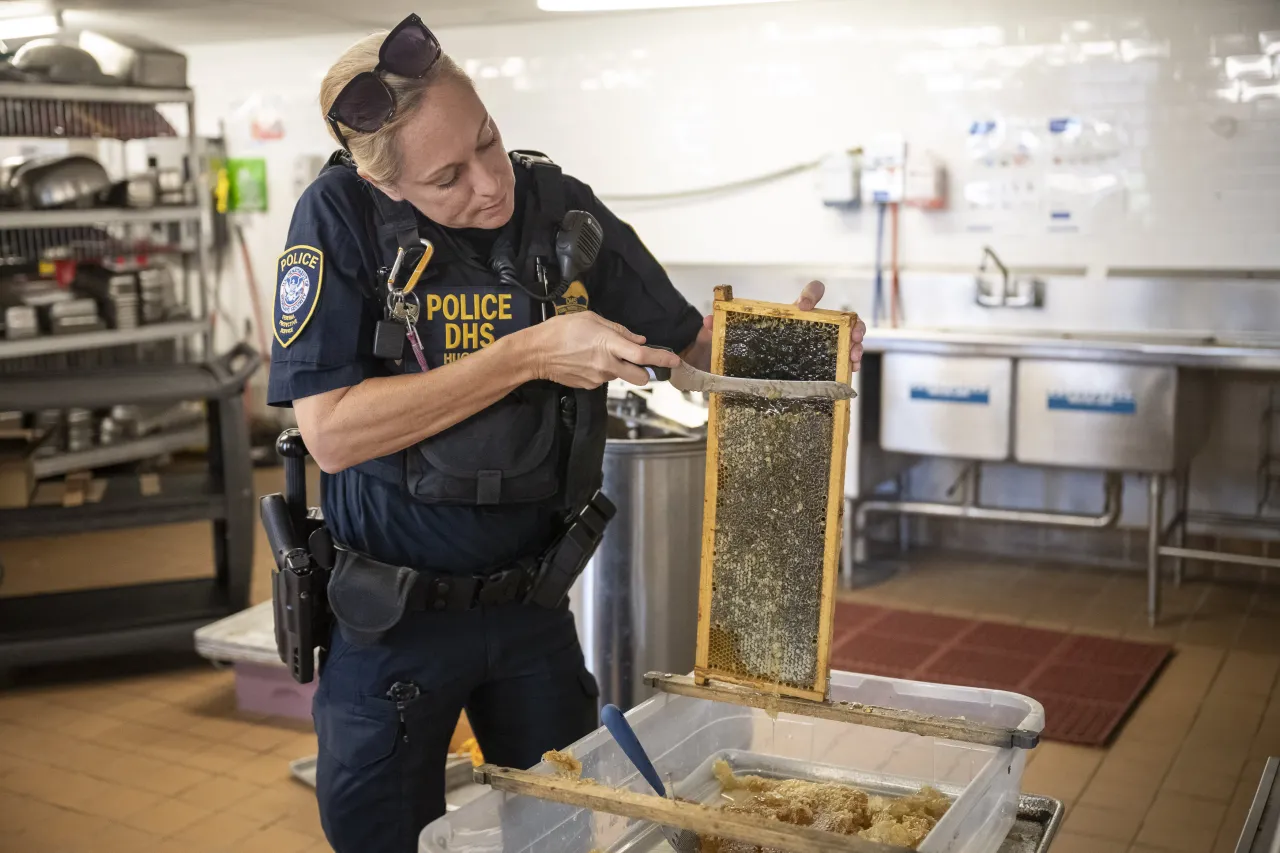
[193, 601, 319, 721]
[232, 661, 317, 720]
[420, 670, 1044, 853]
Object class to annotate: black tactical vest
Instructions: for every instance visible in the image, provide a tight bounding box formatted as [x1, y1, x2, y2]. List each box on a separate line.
[319, 150, 608, 514]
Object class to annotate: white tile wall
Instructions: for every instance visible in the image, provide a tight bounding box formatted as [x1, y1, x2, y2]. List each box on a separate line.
[183, 0, 1280, 276]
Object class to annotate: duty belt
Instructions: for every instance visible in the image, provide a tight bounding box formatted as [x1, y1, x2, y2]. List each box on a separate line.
[335, 490, 615, 614]
[408, 558, 538, 612]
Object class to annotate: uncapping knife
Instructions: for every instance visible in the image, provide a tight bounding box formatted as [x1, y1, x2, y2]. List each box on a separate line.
[636, 348, 856, 400]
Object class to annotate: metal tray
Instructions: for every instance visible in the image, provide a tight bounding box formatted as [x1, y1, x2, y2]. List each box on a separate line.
[290, 753, 475, 793]
[613, 798, 1061, 853]
[612, 750, 1062, 853]
[998, 797, 1062, 853]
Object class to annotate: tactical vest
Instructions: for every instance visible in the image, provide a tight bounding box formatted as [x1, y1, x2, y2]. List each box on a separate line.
[320, 150, 608, 515]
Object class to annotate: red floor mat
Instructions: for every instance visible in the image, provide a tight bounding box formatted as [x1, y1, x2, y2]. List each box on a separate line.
[831, 603, 1173, 746]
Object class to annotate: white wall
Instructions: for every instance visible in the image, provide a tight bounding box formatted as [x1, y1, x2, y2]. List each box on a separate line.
[181, 0, 1280, 360]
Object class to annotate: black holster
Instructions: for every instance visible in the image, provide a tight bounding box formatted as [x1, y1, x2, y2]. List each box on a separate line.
[271, 547, 330, 684]
[260, 437, 336, 685]
[264, 517, 335, 684]
[526, 490, 615, 609]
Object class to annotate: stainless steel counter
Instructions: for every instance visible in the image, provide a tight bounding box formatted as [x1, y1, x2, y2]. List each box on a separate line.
[862, 327, 1280, 372]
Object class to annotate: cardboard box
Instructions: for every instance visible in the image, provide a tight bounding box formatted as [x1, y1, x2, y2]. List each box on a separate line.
[0, 439, 33, 509]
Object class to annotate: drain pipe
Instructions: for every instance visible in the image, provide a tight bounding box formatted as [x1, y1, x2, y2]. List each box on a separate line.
[848, 469, 1124, 570]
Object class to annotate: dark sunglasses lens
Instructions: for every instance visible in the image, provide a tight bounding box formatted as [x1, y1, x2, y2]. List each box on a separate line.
[332, 73, 394, 132]
[382, 21, 439, 77]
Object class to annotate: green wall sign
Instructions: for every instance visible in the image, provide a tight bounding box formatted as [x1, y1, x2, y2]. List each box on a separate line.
[226, 157, 268, 213]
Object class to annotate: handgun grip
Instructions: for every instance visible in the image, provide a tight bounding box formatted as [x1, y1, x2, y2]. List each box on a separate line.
[277, 428, 309, 543]
[260, 493, 302, 568]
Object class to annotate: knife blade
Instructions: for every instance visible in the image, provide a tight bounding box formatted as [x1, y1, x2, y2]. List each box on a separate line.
[636, 349, 856, 401]
[668, 360, 856, 400]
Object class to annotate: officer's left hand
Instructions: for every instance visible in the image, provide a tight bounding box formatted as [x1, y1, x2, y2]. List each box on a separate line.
[698, 280, 867, 372]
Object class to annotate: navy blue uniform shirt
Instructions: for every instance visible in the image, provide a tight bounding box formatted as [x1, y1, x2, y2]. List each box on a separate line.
[267, 157, 702, 575]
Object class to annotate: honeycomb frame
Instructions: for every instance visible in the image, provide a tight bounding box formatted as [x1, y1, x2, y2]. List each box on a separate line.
[694, 286, 856, 702]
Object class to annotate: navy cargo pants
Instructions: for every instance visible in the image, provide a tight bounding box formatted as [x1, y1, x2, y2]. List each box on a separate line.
[312, 602, 599, 853]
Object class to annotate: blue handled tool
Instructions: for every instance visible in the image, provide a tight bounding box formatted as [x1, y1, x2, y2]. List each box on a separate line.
[600, 704, 700, 853]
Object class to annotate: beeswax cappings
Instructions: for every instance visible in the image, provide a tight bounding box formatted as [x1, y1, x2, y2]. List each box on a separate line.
[698, 760, 949, 853]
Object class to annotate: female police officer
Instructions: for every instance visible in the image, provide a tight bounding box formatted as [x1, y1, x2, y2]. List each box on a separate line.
[269, 13, 866, 852]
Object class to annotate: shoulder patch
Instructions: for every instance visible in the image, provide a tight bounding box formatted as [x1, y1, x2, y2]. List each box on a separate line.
[274, 245, 324, 347]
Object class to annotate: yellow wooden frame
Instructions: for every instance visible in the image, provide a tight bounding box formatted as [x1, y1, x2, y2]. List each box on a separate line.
[693, 286, 856, 702]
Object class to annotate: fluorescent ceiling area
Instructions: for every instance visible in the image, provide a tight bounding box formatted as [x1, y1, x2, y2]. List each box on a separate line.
[539, 0, 793, 10]
[0, 0, 796, 46]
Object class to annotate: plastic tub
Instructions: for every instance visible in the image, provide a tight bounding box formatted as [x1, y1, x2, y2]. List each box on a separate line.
[193, 601, 318, 720]
[420, 669, 1044, 853]
[232, 661, 317, 720]
[193, 600, 282, 666]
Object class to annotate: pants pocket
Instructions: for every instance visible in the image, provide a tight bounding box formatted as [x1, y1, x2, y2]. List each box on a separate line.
[315, 685, 443, 853]
[317, 696, 401, 772]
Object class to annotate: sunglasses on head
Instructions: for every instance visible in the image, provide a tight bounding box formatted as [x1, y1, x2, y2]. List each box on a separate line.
[326, 13, 442, 150]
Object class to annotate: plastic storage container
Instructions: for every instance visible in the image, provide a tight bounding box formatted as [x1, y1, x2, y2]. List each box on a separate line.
[420, 670, 1044, 853]
[193, 600, 318, 721]
[230, 661, 317, 720]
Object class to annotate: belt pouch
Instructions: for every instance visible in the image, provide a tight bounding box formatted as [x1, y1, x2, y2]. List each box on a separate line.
[327, 549, 416, 646]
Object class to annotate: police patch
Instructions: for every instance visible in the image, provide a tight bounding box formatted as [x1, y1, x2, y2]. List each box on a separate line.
[274, 245, 323, 347]
[554, 279, 589, 316]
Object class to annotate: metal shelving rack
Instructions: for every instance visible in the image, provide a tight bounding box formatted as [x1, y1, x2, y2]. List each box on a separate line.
[0, 79, 257, 669]
[1261, 386, 1280, 514]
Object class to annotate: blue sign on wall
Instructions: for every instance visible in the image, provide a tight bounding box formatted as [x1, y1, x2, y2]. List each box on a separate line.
[910, 385, 991, 405]
[1047, 391, 1137, 415]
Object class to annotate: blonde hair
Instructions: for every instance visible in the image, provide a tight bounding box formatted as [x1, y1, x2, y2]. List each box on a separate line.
[320, 30, 474, 186]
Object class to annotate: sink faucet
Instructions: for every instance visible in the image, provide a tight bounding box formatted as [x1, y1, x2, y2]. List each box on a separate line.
[975, 245, 1044, 308]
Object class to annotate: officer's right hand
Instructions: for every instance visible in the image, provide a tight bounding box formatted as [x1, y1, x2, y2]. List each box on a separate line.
[523, 311, 681, 388]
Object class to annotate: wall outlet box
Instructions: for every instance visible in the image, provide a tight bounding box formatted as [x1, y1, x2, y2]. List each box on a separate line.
[819, 151, 861, 208]
[861, 133, 907, 204]
[905, 153, 947, 209]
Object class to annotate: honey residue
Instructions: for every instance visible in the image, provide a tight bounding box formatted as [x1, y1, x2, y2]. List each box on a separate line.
[700, 760, 949, 852]
[542, 750, 582, 779]
[458, 737, 484, 768]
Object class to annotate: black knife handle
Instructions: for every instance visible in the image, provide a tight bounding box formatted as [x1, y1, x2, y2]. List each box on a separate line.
[639, 345, 674, 382]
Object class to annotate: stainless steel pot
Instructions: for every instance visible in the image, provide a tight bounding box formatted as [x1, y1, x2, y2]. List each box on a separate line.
[568, 404, 706, 713]
[10, 156, 110, 210]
